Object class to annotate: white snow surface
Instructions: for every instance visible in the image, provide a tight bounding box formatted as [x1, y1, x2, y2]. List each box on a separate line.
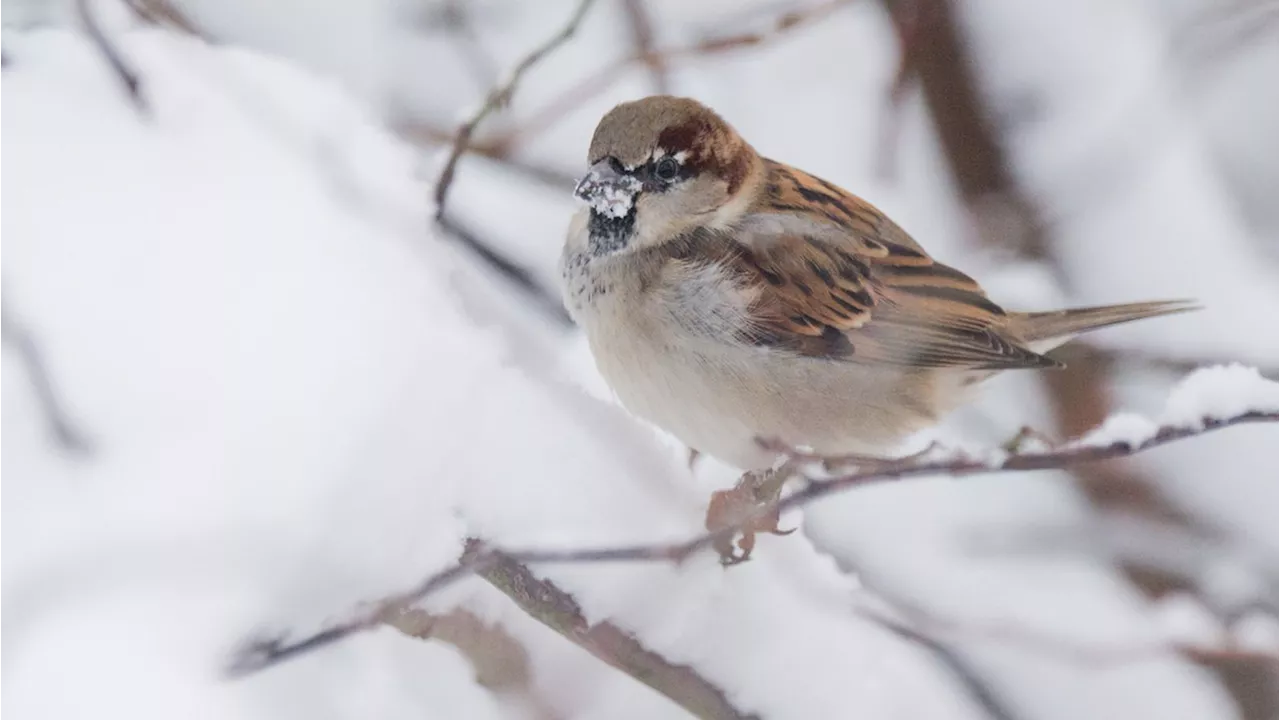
[1074, 364, 1277, 450]
[4, 3, 1276, 719]
[2, 27, 977, 720]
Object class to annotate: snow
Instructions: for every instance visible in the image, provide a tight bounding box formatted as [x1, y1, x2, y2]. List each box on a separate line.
[4, 3, 1275, 720]
[1231, 613, 1280, 654]
[1162, 363, 1280, 427]
[1073, 413, 1162, 450]
[1071, 365, 1276, 450]
[573, 168, 641, 219]
[0, 23, 984, 720]
[1152, 594, 1228, 648]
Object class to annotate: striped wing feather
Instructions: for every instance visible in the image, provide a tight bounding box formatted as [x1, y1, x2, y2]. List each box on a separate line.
[730, 159, 1059, 370]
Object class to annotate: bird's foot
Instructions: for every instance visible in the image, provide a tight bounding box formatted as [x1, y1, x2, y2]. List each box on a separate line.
[704, 468, 796, 566]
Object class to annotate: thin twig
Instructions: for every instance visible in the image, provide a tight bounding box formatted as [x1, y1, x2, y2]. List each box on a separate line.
[852, 599, 1278, 668]
[621, 0, 669, 94]
[486, 0, 856, 153]
[433, 0, 600, 219]
[123, 0, 213, 41]
[1, 305, 95, 456]
[866, 614, 1022, 720]
[395, 120, 579, 190]
[425, 0, 500, 90]
[76, 0, 148, 114]
[437, 213, 574, 328]
[227, 408, 1276, 674]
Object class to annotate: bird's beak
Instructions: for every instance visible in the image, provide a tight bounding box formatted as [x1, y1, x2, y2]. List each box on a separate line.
[574, 160, 641, 218]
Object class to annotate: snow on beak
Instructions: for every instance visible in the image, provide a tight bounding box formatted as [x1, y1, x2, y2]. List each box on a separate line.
[573, 159, 642, 218]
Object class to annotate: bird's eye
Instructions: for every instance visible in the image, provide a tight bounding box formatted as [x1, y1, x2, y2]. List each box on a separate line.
[653, 156, 680, 182]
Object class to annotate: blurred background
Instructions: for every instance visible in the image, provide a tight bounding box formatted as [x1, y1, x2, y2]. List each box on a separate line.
[3, 0, 1277, 718]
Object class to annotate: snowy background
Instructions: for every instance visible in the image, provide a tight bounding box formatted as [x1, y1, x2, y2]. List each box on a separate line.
[3, 0, 1277, 718]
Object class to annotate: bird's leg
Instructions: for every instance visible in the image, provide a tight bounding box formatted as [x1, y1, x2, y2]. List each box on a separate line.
[704, 466, 798, 566]
[1001, 426, 1055, 455]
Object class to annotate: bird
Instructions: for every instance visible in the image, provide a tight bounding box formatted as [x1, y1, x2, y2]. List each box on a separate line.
[560, 96, 1191, 558]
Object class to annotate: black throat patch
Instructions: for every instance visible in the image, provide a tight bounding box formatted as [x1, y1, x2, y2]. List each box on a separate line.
[587, 205, 637, 256]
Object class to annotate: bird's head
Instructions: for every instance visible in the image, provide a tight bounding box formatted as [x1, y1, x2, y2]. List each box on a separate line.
[575, 96, 762, 256]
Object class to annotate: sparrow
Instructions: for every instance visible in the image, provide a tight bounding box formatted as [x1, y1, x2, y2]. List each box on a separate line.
[560, 96, 1190, 552]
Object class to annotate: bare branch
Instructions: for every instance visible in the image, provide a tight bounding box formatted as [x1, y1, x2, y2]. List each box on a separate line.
[433, 0, 600, 219]
[123, 0, 213, 41]
[621, 0, 669, 94]
[394, 120, 578, 190]
[488, 0, 856, 153]
[436, 213, 574, 327]
[864, 613, 1022, 720]
[76, 0, 148, 114]
[1, 303, 95, 456]
[227, 408, 1275, 674]
[418, 0, 500, 90]
[852, 599, 1279, 668]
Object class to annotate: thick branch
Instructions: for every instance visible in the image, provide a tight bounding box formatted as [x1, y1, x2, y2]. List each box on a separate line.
[227, 408, 1275, 675]
[472, 543, 759, 720]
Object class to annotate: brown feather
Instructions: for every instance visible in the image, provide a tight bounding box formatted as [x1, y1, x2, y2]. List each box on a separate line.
[709, 159, 1061, 369]
[1006, 300, 1199, 347]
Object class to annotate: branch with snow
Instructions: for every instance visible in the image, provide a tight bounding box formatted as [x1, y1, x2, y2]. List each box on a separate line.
[468, 543, 760, 720]
[229, 365, 1277, 676]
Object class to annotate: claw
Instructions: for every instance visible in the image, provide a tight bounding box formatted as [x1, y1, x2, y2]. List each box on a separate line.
[704, 470, 795, 565]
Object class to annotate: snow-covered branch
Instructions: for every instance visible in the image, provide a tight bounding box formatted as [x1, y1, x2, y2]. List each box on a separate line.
[469, 544, 760, 720]
[229, 366, 1277, 676]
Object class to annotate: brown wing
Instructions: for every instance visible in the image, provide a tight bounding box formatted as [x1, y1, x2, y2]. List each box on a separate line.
[726, 159, 1059, 369]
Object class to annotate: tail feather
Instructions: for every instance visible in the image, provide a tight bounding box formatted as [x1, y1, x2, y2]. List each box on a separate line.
[1008, 299, 1198, 353]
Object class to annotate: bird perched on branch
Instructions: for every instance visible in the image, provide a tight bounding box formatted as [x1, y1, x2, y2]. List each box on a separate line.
[560, 96, 1191, 561]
